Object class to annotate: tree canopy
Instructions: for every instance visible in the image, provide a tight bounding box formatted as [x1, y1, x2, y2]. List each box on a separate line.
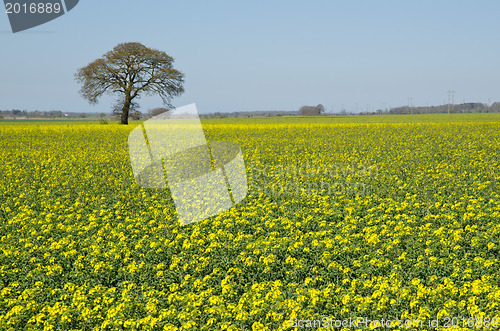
[299, 104, 325, 116]
[75, 42, 184, 124]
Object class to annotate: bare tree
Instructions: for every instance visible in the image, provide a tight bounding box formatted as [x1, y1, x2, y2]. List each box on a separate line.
[299, 105, 322, 116]
[75, 42, 184, 124]
[112, 96, 140, 117]
[149, 107, 169, 117]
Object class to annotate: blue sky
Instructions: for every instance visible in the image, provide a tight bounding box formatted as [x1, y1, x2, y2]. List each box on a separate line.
[1, 1, 499, 114]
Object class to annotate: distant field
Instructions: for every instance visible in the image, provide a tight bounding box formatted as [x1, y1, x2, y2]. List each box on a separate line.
[3, 112, 500, 127]
[1, 115, 499, 330]
[201, 112, 500, 124]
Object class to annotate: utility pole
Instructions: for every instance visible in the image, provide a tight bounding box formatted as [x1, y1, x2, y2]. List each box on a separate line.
[448, 91, 451, 113]
[447, 90, 455, 114]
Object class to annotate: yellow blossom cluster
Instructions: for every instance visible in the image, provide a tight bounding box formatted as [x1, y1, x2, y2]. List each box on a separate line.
[1, 115, 499, 330]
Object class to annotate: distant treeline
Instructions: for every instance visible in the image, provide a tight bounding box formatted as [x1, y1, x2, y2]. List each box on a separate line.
[201, 102, 500, 118]
[0, 109, 106, 119]
[2, 102, 500, 119]
[384, 102, 500, 115]
[0, 109, 64, 119]
[200, 110, 300, 118]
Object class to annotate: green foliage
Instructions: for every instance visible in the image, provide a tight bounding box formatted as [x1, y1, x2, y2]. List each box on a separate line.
[1, 117, 500, 329]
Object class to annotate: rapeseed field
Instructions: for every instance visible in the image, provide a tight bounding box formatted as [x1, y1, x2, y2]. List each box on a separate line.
[1, 115, 499, 330]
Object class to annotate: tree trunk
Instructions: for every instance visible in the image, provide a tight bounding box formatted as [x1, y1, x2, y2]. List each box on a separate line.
[121, 95, 131, 125]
